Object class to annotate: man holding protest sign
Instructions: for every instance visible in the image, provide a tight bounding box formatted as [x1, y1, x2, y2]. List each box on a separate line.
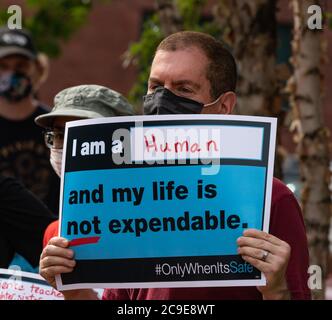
[39, 32, 310, 300]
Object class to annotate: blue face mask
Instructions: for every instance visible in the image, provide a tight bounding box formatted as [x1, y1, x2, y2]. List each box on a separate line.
[0, 71, 32, 102]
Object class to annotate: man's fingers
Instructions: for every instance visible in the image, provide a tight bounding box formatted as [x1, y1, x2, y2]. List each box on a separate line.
[41, 266, 74, 279]
[238, 246, 275, 264]
[241, 255, 270, 274]
[48, 237, 70, 248]
[237, 230, 291, 259]
[237, 236, 278, 255]
[40, 256, 76, 269]
[242, 229, 285, 246]
[39, 236, 76, 289]
[41, 244, 74, 260]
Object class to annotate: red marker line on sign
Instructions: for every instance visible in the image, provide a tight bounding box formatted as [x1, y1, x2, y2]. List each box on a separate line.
[69, 236, 100, 247]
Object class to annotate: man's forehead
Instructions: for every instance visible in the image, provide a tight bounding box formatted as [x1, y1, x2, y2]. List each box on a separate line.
[150, 47, 208, 80]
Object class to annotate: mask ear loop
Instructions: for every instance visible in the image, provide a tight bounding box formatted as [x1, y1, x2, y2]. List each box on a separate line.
[203, 94, 223, 108]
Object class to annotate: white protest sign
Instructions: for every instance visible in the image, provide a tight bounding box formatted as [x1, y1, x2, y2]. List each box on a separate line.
[0, 268, 63, 300]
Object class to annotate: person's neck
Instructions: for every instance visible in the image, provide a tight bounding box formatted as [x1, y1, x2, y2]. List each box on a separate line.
[0, 96, 37, 121]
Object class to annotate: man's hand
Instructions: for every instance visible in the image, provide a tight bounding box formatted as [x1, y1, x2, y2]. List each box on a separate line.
[39, 237, 98, 300]
[237, 229, 291, 300]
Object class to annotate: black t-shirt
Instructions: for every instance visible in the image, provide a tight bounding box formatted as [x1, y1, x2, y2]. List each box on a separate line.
[0, 105, 60, 214]
[0, 175, 56, 268]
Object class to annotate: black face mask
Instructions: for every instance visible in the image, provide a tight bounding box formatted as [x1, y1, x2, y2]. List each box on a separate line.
[0, 71, 33, 103]
[143, 87, 204, 115]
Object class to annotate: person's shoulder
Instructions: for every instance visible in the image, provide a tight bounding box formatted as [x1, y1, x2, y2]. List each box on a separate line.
[272, 177, 294, 203]
[33, 103, 51, 117]
[0, 175, 13, 195]
[270, 178, 304, 226]
[22, 103, 51, 124]
[43, 220, 59, 248]
[0, 174, 12, 186]
[0, 175, 24, 193]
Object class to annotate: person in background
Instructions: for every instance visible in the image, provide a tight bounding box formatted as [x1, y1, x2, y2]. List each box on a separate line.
[34, 84, 135, 247]
[0, 174, 56, 269]
[0, 27, 59, 214]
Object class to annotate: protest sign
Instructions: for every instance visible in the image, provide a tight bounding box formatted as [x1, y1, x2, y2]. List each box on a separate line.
[56, 115, 276, 290]
[0, 268, 63, 300]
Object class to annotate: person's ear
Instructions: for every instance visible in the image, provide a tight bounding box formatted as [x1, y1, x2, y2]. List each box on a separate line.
[217, 91, 237, 115]
[32, 53, 49, 91]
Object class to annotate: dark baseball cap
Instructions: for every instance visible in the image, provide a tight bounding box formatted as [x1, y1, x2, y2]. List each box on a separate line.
[0, 27, 37, 60]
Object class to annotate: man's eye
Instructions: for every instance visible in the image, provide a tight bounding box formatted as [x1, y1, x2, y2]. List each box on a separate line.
[178, 87, 193, 94]
[150, 84, 162, 90]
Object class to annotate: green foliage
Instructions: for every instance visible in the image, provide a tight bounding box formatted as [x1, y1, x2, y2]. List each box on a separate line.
[0, 8, 10, 26]
[0, 0, 100, 57]
[176, 0, 222, 37]
[127, 14, 163, 106]
[127, 0, 222, 106]
[176, 0, 205, 30]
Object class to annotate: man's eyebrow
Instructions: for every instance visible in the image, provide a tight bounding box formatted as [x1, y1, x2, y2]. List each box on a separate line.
[148, 77, 201, 90]
[172, 80, 201, 90]
[148, 77, 163, 84]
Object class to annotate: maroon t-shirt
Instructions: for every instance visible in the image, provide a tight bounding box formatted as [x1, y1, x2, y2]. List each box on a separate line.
[102, 178, 311, 300]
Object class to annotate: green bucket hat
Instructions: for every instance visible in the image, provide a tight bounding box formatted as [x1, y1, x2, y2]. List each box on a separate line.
[35, 84, 135, 128]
